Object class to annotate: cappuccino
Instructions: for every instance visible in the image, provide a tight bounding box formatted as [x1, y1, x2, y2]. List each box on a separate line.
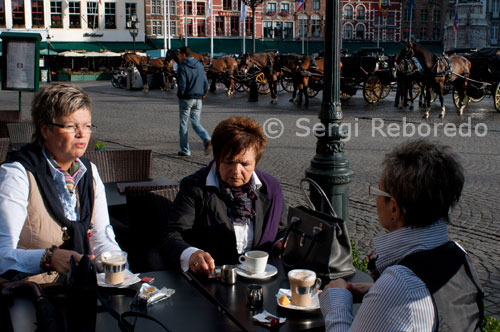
[288, 269, 321, 306]
[101, 251, 127, 285]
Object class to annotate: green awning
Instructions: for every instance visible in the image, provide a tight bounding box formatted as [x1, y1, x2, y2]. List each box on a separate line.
[98, 42, 155, 52]
[45, 41, 154, 53]
[40, 48, 59, 55]
[148, 38, 267, 55]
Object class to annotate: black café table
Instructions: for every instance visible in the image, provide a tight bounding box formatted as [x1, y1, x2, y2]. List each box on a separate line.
[186, 258, 373, 332]
[104, 177, 179, 207]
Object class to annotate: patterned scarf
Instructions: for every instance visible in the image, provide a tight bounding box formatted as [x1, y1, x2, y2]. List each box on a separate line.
[218, 172, 257, 225]
[45, 148, 81, 194]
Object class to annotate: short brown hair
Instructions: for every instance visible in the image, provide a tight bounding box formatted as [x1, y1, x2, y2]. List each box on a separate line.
[31, 83, 92, 142]
[212, 117, 268, 165]
[382, 139, 464, 228]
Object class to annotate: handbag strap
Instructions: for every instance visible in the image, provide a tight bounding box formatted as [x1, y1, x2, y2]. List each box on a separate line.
[300, 178, 338, 218]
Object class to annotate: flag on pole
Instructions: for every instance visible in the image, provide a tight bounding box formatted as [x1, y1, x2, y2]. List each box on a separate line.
[296, 0, 304, 13]
[378, 0, 381, 16]
[206, 0, 212, 18]
[240, 1, 247, 21]
[409, 0, 413, 15]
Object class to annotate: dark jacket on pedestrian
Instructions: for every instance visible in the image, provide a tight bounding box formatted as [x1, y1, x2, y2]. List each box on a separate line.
[177, 57, 208, 100]
[159, 162, 288, 269]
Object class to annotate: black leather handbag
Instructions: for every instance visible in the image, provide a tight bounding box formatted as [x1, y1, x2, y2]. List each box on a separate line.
[281, 178, 355, 280]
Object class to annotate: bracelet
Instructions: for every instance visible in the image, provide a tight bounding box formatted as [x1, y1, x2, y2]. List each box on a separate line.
[40, 245, 58, 271]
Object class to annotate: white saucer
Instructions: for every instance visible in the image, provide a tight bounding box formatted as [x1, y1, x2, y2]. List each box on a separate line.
[97, 269, 141, 288]
[235, 264, 278, 280]
[275, 288, 320, 311]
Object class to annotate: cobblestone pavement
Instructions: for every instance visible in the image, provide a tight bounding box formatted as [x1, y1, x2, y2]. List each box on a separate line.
[3, 81, 499, 316]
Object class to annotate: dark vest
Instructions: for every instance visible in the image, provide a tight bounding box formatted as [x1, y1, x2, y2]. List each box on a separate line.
[399, 241, 484, 332]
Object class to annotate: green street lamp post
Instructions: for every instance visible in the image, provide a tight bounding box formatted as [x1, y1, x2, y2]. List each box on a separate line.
[305, 0, 353, 219]
[243, 0, 264, 54]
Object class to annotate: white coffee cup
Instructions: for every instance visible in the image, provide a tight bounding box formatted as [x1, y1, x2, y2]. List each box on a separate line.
[288, 269, 322, 306]
[238, 250, 269, 274]
[101, 251, 127, 285]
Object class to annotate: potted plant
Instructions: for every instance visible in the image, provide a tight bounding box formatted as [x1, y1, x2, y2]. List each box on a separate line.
[280, 10, 289, 17]
[266, 11, 277, 16]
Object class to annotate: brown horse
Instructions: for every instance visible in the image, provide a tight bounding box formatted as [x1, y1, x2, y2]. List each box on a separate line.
[398, 42, 471, 118]
[207, 56, 239, 96]
[123, 53, 173, 93]
[239, 52, 280, 104]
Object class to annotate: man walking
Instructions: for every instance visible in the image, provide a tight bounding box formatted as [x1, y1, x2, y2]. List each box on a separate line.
[175, 46, 211, 157]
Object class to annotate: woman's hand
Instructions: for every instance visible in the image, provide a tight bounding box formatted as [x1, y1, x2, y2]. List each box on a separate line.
[189, 250, 215, 277]
[50, 249, 83, 276]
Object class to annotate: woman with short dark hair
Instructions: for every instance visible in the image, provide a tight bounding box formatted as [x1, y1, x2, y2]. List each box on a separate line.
[160, 116, 287, 275]
[0, 83, 123, 284]
[320, 139, 483, 332]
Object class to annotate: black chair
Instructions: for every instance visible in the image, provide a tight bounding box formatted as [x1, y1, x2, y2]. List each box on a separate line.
[0, 138, 10, 162]
[124, 184, 180, 272]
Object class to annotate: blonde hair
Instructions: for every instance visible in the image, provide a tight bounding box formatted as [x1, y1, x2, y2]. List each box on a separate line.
[31, 83, 92, 142]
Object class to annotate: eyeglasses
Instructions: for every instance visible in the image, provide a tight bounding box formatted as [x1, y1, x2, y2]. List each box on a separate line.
[49, 122, 96, 134]
[368, 184, 392, 198]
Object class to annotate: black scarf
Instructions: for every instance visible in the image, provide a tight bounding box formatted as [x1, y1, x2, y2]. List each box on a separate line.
[217, 171, 257, 225]
[5, 143, 94, 255]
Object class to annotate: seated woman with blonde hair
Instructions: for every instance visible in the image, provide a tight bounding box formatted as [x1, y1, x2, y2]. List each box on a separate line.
[0, 83, 123, 284]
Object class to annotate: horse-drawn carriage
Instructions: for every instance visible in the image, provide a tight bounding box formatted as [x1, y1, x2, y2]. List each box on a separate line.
[340, 48, 396, 104]
[458, 47, 500, 112]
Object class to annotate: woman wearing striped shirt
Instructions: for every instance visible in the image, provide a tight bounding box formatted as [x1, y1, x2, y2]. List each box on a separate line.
[320, 139, 483, 332]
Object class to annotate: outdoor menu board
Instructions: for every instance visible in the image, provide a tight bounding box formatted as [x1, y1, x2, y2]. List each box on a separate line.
[1, 32, 41, 92]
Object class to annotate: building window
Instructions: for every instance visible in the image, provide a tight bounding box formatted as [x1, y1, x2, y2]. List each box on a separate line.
[386, 30, 394, 41]
[69, 2, 81, 28]
[230, 16, 239, 36]
[223, 0, 231, 10]
[12, 0, 25, 27]
[50, 1, 62, 28]
[299, 18, 307, 36]
[152, 0, 161, 14]
[169, 0, 176, 15]
[419, 27, 426, 40]
[283, 22, 293, 39]
[356, 6, 365, 20]
[386, 12, 395, 25]
[355, 24, 365, 39]
[87, 2, 98, 29]
[126, 3, 137, 27]
[31, 0, 44, 27]
[197, 2, 206, 15]
[197, 19, 206, 36]
[105, 2, 116, 29]
[281, 3, 289, 12]
[343, 23, 353, 39]
[186, 1, 193, 15]
[381, 0, 389, 6]
[313, 0, 320, 10]
[311, 18, 321, 37]
[344, 5, 353, 20]
[492, 24, 499, 44]
[420, 8, 428, 23]
[267, 2, 276, 14]
[263, 21, 272, 38]
[245, 17, 252, 34]
[433, 28, 441, 40]
[169, 21, 177, 35]
[152, 20, 162, 35]
[0, 0, 5, 27]
[187, 19, 193, 36]
[433, 8, 441, 22]
[216, 16, 224, 36]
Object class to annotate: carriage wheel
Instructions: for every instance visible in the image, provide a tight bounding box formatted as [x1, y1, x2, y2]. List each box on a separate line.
[452, 88, 470, 110]
[256, 73, 271, 95]
[363, 76, 382, 104]
[410, 82, 421, 101]
[380, 84, 391, 99]
[495, 82, 500, 112]
[235, 81, 248, 92]
[306, 87, 319, 98]
[469, 94, 486, 103]
[340, 92, 352, 101]
[281, 78, 294, 93]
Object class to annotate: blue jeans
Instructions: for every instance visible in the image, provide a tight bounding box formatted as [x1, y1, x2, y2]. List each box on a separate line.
[178, 99, 211, 154]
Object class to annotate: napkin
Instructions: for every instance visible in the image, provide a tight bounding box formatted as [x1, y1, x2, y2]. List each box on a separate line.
[252, 310, 286, 327]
